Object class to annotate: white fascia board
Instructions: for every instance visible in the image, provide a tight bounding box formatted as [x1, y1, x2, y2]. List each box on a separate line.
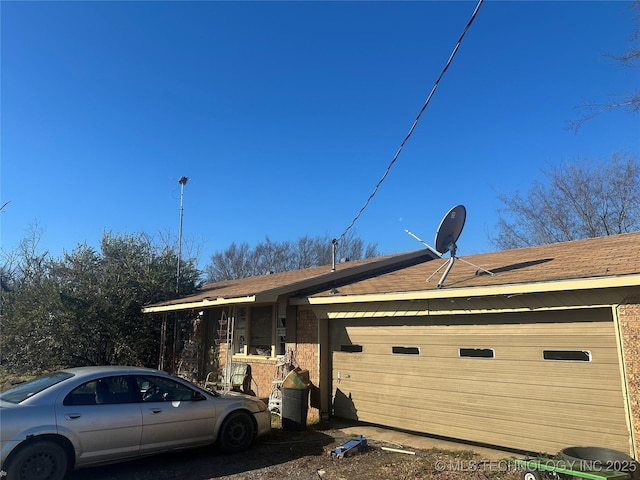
[142, 295, 256, 314]
[293, 274, 640, 306]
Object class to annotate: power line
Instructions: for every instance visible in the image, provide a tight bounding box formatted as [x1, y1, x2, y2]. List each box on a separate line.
[338, 0, 485, 244]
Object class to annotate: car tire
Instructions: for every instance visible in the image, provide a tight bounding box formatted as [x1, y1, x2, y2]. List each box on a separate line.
[218, 411, 255, 453]
[4, 440, 68, 480]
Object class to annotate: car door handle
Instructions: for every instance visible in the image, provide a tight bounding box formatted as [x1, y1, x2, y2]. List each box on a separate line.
[65, 414, 82, 420]
[149, 408, 163, 414]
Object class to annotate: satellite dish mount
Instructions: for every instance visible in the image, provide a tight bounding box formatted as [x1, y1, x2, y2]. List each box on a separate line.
[405, 205, 493, 288]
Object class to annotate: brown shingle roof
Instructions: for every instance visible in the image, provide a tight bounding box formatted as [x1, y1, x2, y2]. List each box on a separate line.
[144, 248, 438, 309]
[144, 232, 640, 311]
[310, 231, 640, 297]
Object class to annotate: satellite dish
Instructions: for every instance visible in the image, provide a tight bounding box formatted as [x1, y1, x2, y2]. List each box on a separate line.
[434, 205, 466, 255]
[405, 204, 493, 288]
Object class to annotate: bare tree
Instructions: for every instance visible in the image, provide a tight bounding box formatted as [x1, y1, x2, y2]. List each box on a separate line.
[493, 153, 640, 249]
[568, 1, 640, 132]
[204, 233, 379, 282]
[204, 242, 255, 282]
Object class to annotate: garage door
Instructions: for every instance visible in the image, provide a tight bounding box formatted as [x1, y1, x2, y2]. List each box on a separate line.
[330, 310, 631, 454]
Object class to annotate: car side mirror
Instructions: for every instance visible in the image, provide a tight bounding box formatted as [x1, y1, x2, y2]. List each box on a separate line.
[192, 391, 207, 401]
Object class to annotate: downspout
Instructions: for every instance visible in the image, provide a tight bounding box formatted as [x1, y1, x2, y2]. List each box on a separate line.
[613, 304, 637, 458]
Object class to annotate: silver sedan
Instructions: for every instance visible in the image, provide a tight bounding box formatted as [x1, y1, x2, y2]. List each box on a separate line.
[0, 366, 271, 480]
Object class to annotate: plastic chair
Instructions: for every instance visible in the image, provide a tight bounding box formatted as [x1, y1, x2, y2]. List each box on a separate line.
[204, 371, 217, 391]
[205, 363, 252, 394]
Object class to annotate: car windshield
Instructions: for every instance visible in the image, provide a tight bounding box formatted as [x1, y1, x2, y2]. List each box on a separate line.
[0, 372, 74, 404]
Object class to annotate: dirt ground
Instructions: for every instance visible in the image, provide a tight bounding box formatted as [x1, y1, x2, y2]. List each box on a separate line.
[64, 420, 523, 480]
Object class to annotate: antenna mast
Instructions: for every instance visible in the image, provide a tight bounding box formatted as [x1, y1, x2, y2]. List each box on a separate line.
[331, 238, 338, 272]
[176, 176, 189, 293]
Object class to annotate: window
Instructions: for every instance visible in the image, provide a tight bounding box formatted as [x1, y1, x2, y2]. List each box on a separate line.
[1, 372, 73, 404]
[234, 307, 247, 354]
[64, 376, 135, 405]
[276, 303, 287, 356]
[136, 375, 199, 402]
[231, 305, 279, 357]
[249, 306, 273, 355]
[459, 348, 495, 358]
[64, 380, 101, 405]
[340, 345, 363, 353]
[392, 346, 420, 355]
[543, 350, 591, 362]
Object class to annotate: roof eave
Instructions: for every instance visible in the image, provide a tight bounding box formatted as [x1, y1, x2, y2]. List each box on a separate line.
[292, 273, 640, 305]
[142, 295, 257, 314]
[142, 248, 440, 313]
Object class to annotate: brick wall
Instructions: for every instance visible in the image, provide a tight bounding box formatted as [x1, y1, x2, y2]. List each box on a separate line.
[209, 346, 274, 400]
[617, 295, 640, 459]
[210, 307, 321, 424]
[238, 307, 322, 423]
[294, 308, 319, 384]
[245, 357, 278, 401]
[293, 308, 320, 423]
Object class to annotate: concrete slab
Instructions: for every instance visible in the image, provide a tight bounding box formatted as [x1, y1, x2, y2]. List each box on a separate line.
[330, 419, 519, 461]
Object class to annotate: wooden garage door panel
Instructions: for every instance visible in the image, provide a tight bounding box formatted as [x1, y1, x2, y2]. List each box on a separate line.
[332, 365, 625, 396]
[334, 374, 627, 410]
[348, 407, 630, 455]
[331, 316, 631, 454]
[333, 380, 628, 424]
[334, 391, 627, 435]
[333, 393, 630, 454]
[339, 321, 616, 335]
[353, 344, 618, 362]
[332, 352, 618, 375]
[334, 352, 620, 391]
[348, 333, 616, 348]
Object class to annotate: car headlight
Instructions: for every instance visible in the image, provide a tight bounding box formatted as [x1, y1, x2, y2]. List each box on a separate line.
[255, 400, 267, 412]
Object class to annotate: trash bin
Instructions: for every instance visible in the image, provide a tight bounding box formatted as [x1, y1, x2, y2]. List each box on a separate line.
[282, 387, 309, 431]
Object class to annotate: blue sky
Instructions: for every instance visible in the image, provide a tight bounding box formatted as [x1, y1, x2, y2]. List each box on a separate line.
[2, 1, 638, 269]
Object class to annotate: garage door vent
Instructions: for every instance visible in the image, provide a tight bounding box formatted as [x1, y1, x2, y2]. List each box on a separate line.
[392, 346, 420, 355]
[459, 348, 494, 358]
[340, 345, 363, 353]
[543, 350, 591, 362]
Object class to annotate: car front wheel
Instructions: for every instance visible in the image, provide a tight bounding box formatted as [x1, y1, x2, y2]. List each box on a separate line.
[5, 440, 68, 480]
[218, 411, 255, 453]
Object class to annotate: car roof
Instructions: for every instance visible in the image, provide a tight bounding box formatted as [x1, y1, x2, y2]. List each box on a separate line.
[60, 366, 165, 378]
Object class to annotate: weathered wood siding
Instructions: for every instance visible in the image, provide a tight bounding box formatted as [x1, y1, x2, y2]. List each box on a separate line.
[331, 310, 630, 455]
